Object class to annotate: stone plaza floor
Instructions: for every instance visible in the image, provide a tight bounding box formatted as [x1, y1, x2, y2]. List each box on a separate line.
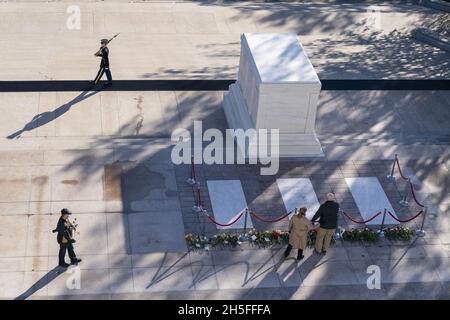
[0, 89, 448, 300]
[0, 1, 449, 81]
[0, 1, 449, 300]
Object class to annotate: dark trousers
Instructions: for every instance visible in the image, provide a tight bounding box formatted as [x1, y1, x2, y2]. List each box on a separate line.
[93, 66, 112, 84]
[59, 243, 77, 265]
[284, 244, 303, 259]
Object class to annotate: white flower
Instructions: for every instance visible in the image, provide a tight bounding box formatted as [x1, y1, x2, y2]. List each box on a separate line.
[224, 240, 229, 244]
[204, 245, 210, 251]
[195, 243, 201, 248]
[251, 235, 257, 241]
[265, 237, 270, 242]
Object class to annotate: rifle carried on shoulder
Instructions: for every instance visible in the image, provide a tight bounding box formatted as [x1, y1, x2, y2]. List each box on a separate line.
[94, 33, 120, 56]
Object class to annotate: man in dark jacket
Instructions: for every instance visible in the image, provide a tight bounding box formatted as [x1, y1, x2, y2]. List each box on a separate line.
[311, 193, 339, 254]
[91, 38, 112, 86]
[53, 208, 82, 268]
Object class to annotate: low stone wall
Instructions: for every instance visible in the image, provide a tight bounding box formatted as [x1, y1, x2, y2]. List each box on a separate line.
[421, 0, 450, 13]
[412, 28, 450, 52]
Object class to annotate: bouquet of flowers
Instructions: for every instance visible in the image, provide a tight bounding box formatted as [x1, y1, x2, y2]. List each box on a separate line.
[307, 229, 317, 247]
[384, 226, 415, 241]
[342, 228, 379, 243]
[246, 229, 289, 247]
[68, 218, 80, 236]
[185, 233, 209, 249]
[211, 233, 240, 247]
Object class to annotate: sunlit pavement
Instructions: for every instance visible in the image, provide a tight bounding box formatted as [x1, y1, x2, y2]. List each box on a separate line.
[0, 1, 449, 299]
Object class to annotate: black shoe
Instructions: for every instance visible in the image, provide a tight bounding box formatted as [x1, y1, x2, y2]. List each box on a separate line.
[59, 262, 70, 268]
[322, 250, 327, 255]
[104, 82, 112, 87]
[71, 258, 82, 265]
[284, 251, 289, 258]
[297, 255, 304, 261]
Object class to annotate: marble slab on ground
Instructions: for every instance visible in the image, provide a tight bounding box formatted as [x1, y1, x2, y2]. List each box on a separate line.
[206, 180, 252, 230]
[276, 178, 320, 220]
[345, 177, 399, 225]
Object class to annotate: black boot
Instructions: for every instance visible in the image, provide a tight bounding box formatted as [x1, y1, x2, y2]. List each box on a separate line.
[284, 244, 293, 258]
[297, 249, 304, 261]
[71, 258, 82, 265]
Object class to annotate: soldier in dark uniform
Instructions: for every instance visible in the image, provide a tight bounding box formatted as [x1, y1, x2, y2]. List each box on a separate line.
[91, 38, 112, 86]
[53, 208, 82, 268]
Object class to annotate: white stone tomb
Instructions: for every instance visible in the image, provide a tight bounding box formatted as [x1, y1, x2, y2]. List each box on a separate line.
[223, 33, 323, 157]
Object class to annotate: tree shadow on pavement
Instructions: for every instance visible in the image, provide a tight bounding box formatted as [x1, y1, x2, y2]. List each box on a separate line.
[145, 253, 190, 290]
[42, 89, 449, 299]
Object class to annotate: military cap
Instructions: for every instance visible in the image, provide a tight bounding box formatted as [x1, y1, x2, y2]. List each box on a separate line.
[61, 208, 72, 215]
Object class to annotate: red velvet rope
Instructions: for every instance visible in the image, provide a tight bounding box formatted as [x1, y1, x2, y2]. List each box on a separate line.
[205, 211, 245, 227]
[409, 182, 425, 208]
[387, 210, 423, 223]
[395, 158, 409, 181]
[250, 211, 290, 223]
[396, 156, 425, 207]
[199, 153, 425, 229]
[395, 158, 425, 208]
[341, 210, 383, 224]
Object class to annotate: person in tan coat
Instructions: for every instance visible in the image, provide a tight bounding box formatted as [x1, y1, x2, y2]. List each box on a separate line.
[284, 207, 317, 260]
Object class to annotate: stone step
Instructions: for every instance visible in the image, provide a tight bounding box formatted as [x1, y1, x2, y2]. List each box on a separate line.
[412, 28, 450, 52]
[422, 0, 450, 13]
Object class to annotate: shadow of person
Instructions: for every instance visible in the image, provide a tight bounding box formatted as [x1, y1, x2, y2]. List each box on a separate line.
[296, 251, 324, 273]
[14, 266, 66, 300]
[7, 89, 100, 140]
[273, 247, 324, 295]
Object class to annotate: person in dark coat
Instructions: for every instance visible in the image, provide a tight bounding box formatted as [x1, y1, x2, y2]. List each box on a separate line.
[53, 208, 82, 268]
[311, 193, 339, 254]
[91, 38, 112, 86]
